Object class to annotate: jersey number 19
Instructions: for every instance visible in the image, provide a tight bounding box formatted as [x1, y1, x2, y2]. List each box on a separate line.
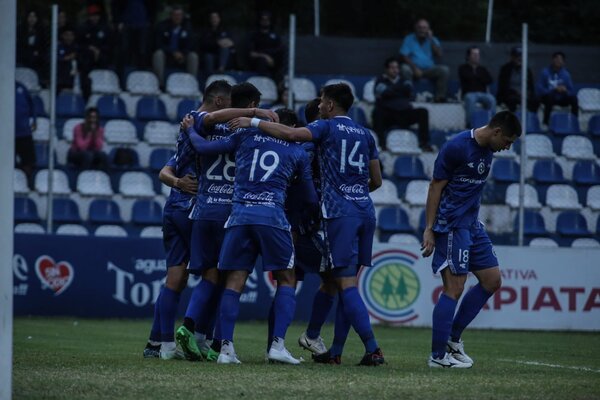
[249, 149, 280, 182]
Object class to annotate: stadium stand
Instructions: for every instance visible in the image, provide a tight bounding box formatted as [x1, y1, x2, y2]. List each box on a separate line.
[94, 224, 128, 237]
[56, 224, 89, 236]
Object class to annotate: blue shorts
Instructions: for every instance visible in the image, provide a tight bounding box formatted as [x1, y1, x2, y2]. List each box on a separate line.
[219, 225, 294, 272]
[162, 208, 193, 267]
[432, 223, 499, 275]
[294, 232, 329, 281]
[324, 216, 376, 269]
[188, 219, 226, 275]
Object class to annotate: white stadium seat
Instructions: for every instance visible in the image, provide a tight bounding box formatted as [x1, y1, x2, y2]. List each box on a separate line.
[526, 134, 555, 159]
[16, 67, 40, 91]
[56, 224, 89, 236]
[546, 184, 581, 210]
[386, 129, 421, 154]
[570, 238, 600, 248]
[205, 74, 237, 87]
[77, 170, 114, 196]
[15, 223, 45, 234]
[119, 172, 155, 197]
[561, 136, 595, 160]
[362, 79, 376, 104]
[140, 226, 164, 238]
[32, 117, 50, 142]
[14, 169, 29, 195]
[388, 233, 420, 245]
[290, 78, 317, 103]
[166, 72, 201, 97]
[62, 118, 84, 142]
[528, 237, 559, 248]
[94, 225, 128, 237]
[405, 180, 430, 206]
[104, 120, 138, 145]
[144, 121, 179, 146]
[505, 183, 542, 209]
[577, 88, 600, 112]
[247, 76, 278, 104]
[370, 179, 401, 206]
[89, 69, 121, 94]
[34, 169, 71, 195]
[126, 71, 160, 95]
[586, 185, 600, 211]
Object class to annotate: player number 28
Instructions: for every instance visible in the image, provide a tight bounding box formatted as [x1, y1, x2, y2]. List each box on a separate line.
[206, 153, 235, 182]
[249, 149, 280, 182]
[340, 139, 365, 173]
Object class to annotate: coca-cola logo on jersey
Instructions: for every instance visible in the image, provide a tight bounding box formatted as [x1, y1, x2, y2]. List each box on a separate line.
[208, 183, 234, 194]
[243, 191, 275, 201]
[339, 184, 365, 194]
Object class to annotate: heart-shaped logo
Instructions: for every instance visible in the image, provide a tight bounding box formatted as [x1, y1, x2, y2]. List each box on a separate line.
[35, 256, 75, 296]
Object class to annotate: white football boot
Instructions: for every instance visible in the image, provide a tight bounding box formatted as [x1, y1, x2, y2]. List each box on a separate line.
[268, 346, 302, 365]
[427, 352, 472, 368]
[447, 339, 474, 364]
[298, 331, 327, 355]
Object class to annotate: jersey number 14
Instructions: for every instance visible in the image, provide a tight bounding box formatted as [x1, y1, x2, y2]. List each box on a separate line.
[340, 139, 365, 173]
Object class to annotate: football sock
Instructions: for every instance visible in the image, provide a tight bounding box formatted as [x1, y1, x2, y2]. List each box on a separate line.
[330, 294, 351, 357]
[273, 285, 296, 340]
[306, 290, 334, 339]
[149, 292, 162, 343]
[161, 341, 176, 352]
[221, 339, 235, 355]
[341, 287, 378, 353]
[196, 284, 223, 338]
[451, 283, 493, 342]
[219, 289, 241, 342]
[159, 287, 181, 342]
[267, 300, 275, 352]
[431, 293, 458, 359]
[271, 336, 285, 351]
[184, 279, 217, 331]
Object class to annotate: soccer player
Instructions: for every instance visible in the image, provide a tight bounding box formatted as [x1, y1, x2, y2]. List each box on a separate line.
[174, 82, 278, 361]
[229, 83, 385, 366]
[421, 110, 521, 368]
[182, 102, 318, 365]
[143, 118, 199, 360]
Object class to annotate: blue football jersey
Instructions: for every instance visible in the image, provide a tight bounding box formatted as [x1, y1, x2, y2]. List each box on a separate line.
[306, 116, 379, 219]
[432, 129, 493, 232]
[186, 126, 314, 231]
[165, 129, 196, 211]
[188, 111, 235, 221]
[285, 142, 321, 233]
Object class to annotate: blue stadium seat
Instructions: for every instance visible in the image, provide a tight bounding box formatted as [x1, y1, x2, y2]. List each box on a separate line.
[149, 148, 175, 172]
[572, 160, 600, 204]
[34, 143, 56, 169]
[14, 197, 40, 223]
[517, 111, 542, 133]
[52, 198, 81, 224]
[490, 159, 520, 203]
[33, 95, 47, 117]
[56, 93, 85, 118]
[97, 95, 129, 120]
[532, 159, 566, 203]
[589, 114, 600, 136]
[556, 211, 591, 245]
[378, 207, 414, 241]
[88, 199, 123, 225]
[131, 199, 163, 225]
[136, 96, 169, 122]
[348, 106, 368, 128]
[108, 147, 140, 170]
[514, 210, 548, 238]
[549, 112, 581, 136]
[392, 156, 427, 198]
[470, 109, 492, 129]
[176, 98, 201, 121]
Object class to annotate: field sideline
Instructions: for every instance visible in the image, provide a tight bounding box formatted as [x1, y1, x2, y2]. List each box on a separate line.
[13, 317, 600, 399]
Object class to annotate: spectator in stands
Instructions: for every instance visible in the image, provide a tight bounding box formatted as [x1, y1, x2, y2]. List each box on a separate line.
[459, 46, 496, 126]
[373, 57, 432, 151]
[399, 18, 449, 103]
[15, 81, 37, 186]
[496, 46, 539, 114]
[77, 5, 113, 99]
[68, 107, 108, 170]
[198, 11, 235, 76]
[17, 10, 48, 82]
[111, 0, 157, 73]
[57, 25, 79, 93]
[58, 10, 68, 31]
[248, 11, 285, 82]
[536, 51, 578, 126]
[152, 5, 198, 86]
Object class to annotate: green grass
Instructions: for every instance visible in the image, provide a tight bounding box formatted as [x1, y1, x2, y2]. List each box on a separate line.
[13, 317, 600, 399]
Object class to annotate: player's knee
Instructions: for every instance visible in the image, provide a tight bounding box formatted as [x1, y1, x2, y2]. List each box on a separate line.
[319, 281, 337, 297]
[165, 265, 188, 292]
[482, 274, 502, 293]
[443, 281, 465, 300]
[274, 269, 296, 287]
[202, 267, 219, 285]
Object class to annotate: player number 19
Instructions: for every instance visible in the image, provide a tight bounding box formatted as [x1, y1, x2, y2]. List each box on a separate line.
[249, 149, 280, 181]
[340, 139, 365, 173]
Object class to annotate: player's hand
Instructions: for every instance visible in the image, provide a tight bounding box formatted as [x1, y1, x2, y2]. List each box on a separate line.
[414, 67, 423, 79]
[176, 174, 198, 194]
[255, 108, 279, 123]
[421, 228, 435, 257]
[180, 114, 194, 132]
[228, 117, 251, 130]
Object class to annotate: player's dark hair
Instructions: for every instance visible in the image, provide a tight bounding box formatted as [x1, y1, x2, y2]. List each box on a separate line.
[275, 108, 298, 127]
[304, 98, 320, 123]
[321, 83, 354, 112]
[488, 111, 522, 137]
[384, 57, 399, 68]
[231, 82, 262, 108]
[204, 80, 232, 100]
[465, 46, 479, 60]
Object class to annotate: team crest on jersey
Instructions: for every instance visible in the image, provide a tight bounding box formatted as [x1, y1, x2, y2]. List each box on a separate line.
[358, 249, 420, 324]
[263, 271, 303, 297]
[35, 255, 75, 296]
[477, 162, 486, 174]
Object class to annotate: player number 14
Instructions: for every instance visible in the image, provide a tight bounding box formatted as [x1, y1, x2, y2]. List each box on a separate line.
[340, 139, 365, 173]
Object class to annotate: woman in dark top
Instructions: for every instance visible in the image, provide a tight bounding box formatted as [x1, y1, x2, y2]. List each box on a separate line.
[199, 11, 235, 75]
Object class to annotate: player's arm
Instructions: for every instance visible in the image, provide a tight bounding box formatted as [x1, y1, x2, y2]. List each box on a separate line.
[201, 108, 279, 127]
[182, 115, 237, 155]
[422, 178, 448, 257]
[228, 117, 313, 142]
[368, 159, 383, 192]
[158, 162, 198, 195]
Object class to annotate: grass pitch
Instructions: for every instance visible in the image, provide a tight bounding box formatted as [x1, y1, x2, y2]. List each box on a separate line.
[13, 317, 600, 399]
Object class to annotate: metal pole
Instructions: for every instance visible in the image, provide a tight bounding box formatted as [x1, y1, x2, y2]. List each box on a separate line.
[0, 0, 16, 397]
[287, 14, 296, 110]
[314, 0, 320, 37]
[47, 5, 59, 233]
[485, 0, 494, 44]
[518, 23, 528, 247]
